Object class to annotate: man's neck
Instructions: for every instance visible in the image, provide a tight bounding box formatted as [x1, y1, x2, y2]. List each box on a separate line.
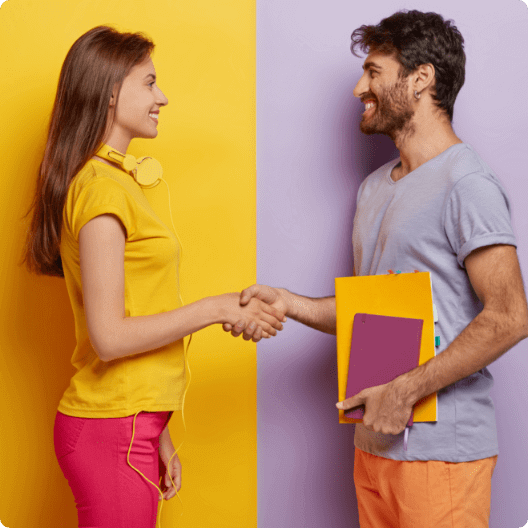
[392, 114, 463, 182]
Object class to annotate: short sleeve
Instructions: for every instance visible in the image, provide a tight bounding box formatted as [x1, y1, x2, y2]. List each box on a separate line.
[444, 172, 517, 268]
[71, 177, 137, 240]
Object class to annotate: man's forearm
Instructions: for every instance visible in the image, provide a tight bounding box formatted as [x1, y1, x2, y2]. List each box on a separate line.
[279, 289, 336, 335]
[395, 307, 528, 407]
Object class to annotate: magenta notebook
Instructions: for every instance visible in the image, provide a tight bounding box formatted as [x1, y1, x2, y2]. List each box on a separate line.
[344, 313, 423, 426]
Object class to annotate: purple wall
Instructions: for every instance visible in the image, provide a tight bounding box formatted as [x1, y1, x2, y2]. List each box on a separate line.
[256, 1, 528, 527]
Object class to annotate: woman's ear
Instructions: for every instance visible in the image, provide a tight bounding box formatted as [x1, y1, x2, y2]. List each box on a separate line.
[109, 85, 118, 108]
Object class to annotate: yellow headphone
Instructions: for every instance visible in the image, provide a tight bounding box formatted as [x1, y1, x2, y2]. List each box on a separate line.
[95, 143, 163, 188]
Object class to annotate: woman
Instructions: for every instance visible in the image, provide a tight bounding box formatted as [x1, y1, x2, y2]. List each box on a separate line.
[23, 26, 284, 528]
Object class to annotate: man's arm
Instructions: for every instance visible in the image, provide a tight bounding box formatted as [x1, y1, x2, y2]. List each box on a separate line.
[338, 244, 528, 434]
[265, 288, 337, 335]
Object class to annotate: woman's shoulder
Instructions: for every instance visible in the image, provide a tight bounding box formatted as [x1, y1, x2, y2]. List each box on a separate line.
[63, 160, 140, 240]
[69, 159, 131, 197]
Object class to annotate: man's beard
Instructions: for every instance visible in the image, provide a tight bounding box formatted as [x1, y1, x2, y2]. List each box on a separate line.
[360, 76, 415, 140]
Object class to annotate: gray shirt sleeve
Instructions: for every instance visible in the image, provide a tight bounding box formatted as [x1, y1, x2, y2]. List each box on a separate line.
[444, 172, 517, 268]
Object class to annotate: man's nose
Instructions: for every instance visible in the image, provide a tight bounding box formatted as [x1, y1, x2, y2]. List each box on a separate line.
[353, 73, 368, 99]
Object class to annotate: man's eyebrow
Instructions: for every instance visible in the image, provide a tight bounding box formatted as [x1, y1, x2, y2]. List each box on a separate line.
[362, 61, 382, 71]
[144, 73, 156, 81]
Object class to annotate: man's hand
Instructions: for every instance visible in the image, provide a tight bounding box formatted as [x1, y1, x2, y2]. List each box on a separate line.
[336, 379, 414, 435]
[222, 285, 288, 341]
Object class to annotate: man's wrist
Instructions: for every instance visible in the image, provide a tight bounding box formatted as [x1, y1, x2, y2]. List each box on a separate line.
[391, 369, 422, 408]
[277, 288, 293, 317]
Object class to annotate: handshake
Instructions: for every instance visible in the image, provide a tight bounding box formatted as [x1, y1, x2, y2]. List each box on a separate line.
[218, 284, 288, 343]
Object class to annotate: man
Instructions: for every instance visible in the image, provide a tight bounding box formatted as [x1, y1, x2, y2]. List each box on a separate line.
[224, 9, 528, 527]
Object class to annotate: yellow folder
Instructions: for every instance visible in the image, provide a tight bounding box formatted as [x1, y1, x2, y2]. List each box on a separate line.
[335, 272, 437, 424]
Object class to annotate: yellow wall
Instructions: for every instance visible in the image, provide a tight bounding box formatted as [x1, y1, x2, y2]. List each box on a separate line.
[0, 0, 256, 526]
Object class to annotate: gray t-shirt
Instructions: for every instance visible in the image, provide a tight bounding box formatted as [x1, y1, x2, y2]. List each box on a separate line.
[352, 143, 517, 462]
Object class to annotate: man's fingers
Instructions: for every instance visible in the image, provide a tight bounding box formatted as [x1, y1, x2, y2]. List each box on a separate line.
[252, 326, 263, 343]
[243, 321, 257, 340]
[336, 393, 365, 410]
[240, 285, 259, 306]
[230, 320, 246, 338]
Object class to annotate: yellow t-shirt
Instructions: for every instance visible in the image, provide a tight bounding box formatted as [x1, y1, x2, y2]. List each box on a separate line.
[58, 159, 186, 418]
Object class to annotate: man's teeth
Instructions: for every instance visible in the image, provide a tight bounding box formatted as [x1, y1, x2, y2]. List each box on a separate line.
[149, 113, 158, 120]
[365, 102, 375, 110]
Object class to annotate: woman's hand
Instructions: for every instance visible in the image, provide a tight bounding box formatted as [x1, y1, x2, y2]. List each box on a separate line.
[159, 428, 181, 500]
[213, 292, 286, 342]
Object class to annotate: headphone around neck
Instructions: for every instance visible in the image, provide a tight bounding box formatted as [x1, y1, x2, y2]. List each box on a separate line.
[95, 144, 163, 188]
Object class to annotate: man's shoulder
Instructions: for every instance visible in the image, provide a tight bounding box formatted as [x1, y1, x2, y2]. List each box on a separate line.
[441, 144, 496, 186]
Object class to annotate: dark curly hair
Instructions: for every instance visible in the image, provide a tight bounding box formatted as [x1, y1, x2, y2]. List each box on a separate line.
[351, 10, 465, 121]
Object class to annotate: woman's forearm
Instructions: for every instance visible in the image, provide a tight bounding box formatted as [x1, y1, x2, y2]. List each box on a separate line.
[159, 425, 175, 460]
[91, 297, 218, 362]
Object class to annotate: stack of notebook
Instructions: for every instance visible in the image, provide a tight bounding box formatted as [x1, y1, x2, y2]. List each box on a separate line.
[335, 272, 437, 424]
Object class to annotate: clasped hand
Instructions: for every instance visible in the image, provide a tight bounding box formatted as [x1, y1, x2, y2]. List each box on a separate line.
[218, 289, 286, 343]
[223, 284, 286, 343]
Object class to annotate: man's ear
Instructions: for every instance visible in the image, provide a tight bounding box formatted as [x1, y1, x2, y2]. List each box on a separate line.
[413, 63, 435, 94]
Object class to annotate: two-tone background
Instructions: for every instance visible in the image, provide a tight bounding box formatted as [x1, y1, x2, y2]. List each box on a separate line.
[1, 0, 527, 526]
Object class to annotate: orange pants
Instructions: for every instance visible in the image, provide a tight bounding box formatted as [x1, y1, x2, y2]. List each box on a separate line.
[353, 447, 498, 528]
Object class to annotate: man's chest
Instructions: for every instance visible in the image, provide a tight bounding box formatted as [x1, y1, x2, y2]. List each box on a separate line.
[353, 180, 450, 264]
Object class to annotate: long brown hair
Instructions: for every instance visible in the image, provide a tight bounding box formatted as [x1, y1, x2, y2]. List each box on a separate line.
[23, 26, 154, 277]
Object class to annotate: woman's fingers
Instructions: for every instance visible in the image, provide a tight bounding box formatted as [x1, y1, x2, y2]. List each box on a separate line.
[259, 301, 287, 323]
[243, 319, 278, 340]
[162, 462, 181, 500]
[256, 310, 286, 332]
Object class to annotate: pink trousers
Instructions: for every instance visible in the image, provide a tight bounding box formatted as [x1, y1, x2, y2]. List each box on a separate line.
[54, 410, 172, 528]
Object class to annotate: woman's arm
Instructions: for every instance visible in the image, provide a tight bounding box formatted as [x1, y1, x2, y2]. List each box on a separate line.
[80, 214, 285, 362]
